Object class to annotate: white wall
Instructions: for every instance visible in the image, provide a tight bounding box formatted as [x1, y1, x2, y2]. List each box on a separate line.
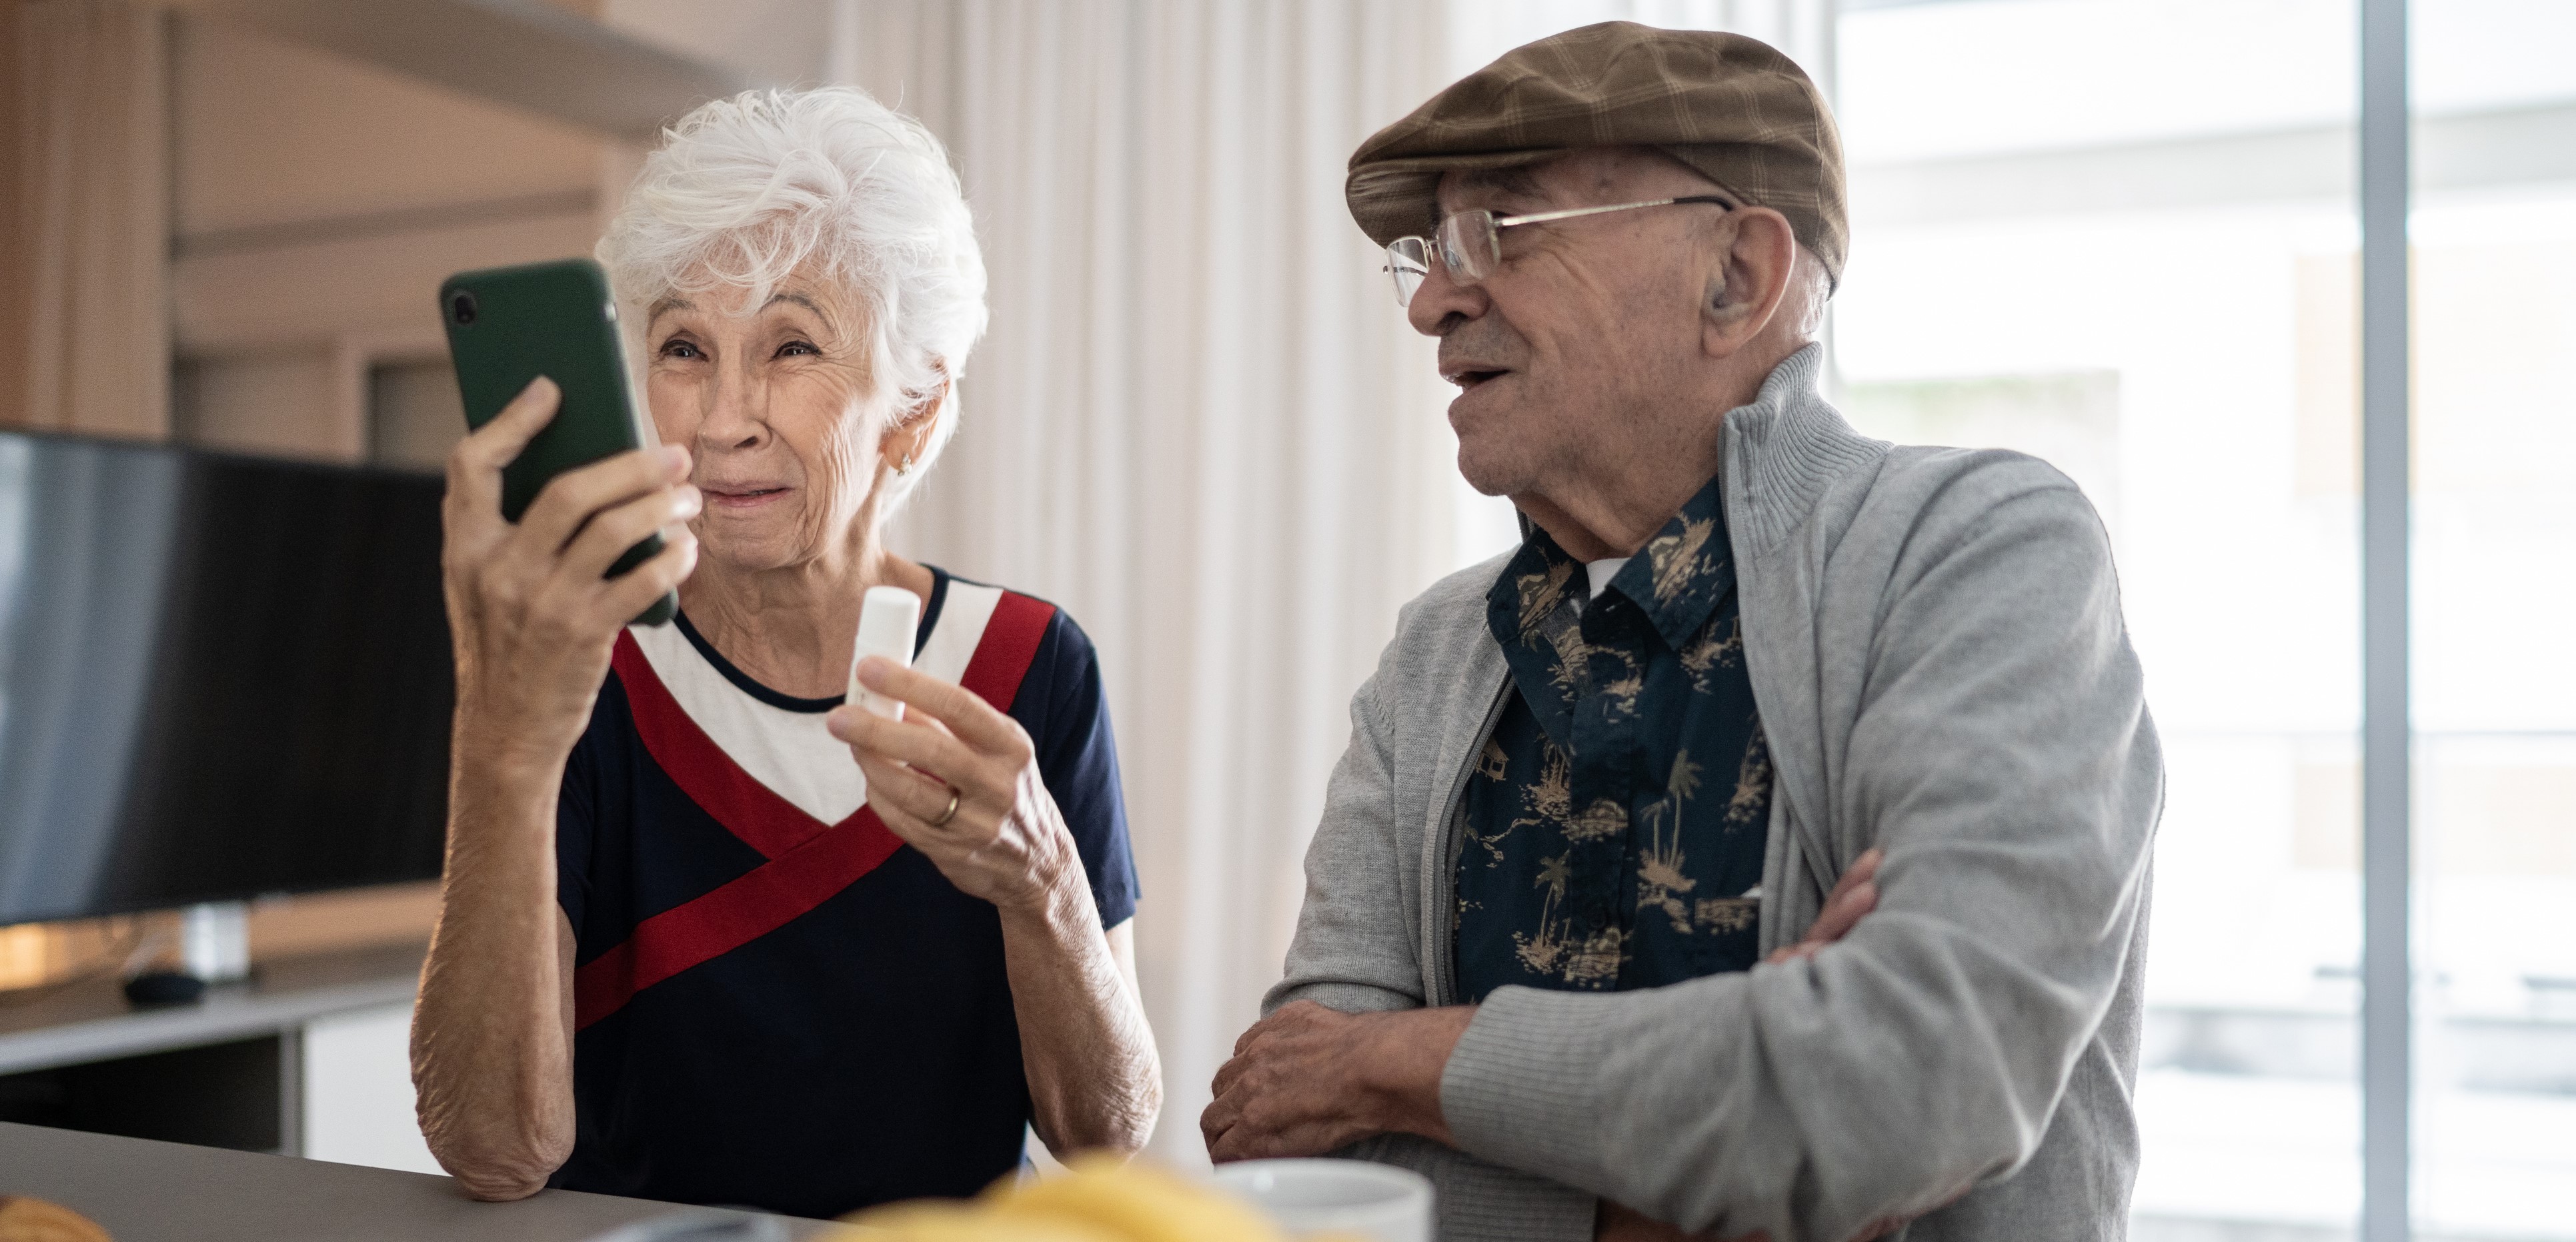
[301, 1003, 441, 1175]
[167, 15, 612, 463]
[173, 350, 339, 459]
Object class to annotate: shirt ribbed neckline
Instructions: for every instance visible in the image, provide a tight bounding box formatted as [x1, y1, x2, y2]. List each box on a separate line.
[670, 568, 951, 714]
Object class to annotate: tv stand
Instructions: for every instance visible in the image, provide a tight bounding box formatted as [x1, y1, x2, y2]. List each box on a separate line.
[0, 940, 423, 1155]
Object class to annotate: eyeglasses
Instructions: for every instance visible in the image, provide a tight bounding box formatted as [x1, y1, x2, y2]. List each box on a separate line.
[1383, 195, 1734, 307]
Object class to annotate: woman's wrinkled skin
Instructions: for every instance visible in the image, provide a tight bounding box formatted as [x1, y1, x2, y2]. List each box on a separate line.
[646, 279, 933, 674]
[411, 269, 1159, 1203]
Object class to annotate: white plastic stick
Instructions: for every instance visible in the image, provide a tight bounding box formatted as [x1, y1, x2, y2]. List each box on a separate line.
[850, 585, 920, 720]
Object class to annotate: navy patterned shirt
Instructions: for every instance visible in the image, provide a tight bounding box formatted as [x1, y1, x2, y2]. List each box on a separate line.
[1454, 476, 1774, 1001]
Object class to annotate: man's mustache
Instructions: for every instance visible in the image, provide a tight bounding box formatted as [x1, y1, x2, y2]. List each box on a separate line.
[1437, 324, 1526, 375]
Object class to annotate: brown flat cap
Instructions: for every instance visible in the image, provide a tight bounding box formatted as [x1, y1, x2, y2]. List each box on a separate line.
[1346, 21, 1846, 285]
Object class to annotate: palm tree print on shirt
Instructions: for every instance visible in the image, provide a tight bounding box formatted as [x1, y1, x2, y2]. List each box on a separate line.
[1453, 472, 1777, 1000]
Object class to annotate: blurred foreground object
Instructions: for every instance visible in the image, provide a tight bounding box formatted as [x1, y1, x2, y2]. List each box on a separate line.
[1212, 1159, 1430, 1242]
[0, 1197, 111, 1242]
[834, 1155, 1371, 1242]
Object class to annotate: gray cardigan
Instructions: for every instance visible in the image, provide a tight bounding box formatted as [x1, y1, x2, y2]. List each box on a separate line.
[1267, 344, 2163, 1242]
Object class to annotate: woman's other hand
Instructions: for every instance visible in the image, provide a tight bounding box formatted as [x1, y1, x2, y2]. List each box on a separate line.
[828, 659, 1159, 1155]
[443, 376, 702, 771]
[827, 659, 1080, 911]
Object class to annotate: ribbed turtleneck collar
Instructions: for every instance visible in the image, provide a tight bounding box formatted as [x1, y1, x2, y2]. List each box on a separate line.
[1719, 343, 1888, 556]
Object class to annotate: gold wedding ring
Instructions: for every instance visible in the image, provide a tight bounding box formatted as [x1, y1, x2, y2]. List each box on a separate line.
[932, 786, 962, 828]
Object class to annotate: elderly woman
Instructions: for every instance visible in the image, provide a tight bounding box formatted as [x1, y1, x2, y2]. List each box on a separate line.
[410, 88, 1159, 1219]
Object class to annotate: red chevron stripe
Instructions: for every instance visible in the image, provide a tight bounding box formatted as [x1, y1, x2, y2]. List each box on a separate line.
[571, 804, 902, 1029]
[573, 590, 1058, 1030]
[960, 590, 1054, 712]
[608, 633, 828, 861]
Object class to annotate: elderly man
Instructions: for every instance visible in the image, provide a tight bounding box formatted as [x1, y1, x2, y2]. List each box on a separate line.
[1200, 23, 2161, 1242]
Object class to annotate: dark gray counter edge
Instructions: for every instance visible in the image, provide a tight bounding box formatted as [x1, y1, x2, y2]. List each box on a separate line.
[0, 1120, 835, 1241]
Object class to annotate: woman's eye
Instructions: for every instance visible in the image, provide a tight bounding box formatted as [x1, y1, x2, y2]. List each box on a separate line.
[660, 340, 703, 360]
[777, 340, 817, 358]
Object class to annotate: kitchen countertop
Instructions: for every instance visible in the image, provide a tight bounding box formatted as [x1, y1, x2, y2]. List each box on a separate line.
[0, 1121, 836, 1241]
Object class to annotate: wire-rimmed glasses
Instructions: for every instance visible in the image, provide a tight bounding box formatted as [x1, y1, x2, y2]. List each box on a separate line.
[1383, 195, 1735, 307]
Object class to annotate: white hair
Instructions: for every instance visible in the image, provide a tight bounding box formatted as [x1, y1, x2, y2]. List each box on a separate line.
[597, 87, 988, 504]
[1788, 243, 1833, 342]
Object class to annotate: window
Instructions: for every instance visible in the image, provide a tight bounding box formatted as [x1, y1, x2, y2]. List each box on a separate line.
[2406, 1, 2576, 1236]
[1832, 3, 2372, 1233]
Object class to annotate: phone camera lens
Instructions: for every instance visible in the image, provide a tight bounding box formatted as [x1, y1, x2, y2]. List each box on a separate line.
[449, 291, 479, 326]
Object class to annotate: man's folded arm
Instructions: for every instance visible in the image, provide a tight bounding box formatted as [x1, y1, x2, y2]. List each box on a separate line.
[1438, 473, 2162, 1242]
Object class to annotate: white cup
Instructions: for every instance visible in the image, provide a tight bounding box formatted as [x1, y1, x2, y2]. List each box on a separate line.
[1212, 1158, 1433, 1242]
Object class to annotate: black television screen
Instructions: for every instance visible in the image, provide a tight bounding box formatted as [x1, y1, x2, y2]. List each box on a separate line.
[0, 431, 451, 924]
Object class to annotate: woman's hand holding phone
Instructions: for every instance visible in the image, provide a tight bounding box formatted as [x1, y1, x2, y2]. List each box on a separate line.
[442, 376, 702, 778]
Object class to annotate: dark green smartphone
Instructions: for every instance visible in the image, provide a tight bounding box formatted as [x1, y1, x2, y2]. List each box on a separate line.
[439, 257, 679, 627]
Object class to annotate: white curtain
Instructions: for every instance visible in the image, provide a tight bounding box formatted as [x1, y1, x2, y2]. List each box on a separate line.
[831, 0, 1480, 1167]
[1, 0, 169, 439]
[830, 0, 1835, 1167]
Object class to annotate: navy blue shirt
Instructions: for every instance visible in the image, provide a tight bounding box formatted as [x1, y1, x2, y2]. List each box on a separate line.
[1455, 478, 1773, 1001]
[550, 568, 1136, 1217]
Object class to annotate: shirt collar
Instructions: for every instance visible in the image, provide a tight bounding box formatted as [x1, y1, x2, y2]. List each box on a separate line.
[1487, 473, 1736, 654]
[1612, 474, 1736, 650]
[1486, 526, 1581, 650]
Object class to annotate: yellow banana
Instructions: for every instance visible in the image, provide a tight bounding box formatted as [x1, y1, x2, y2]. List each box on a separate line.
[831, 1155, 1286, 1242]
[830, 1198, 1125, 1242]
[992, 1155, 1282, 1242]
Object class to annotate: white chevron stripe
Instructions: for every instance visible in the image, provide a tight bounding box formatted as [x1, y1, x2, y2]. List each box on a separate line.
[625, 580, 1004, 826]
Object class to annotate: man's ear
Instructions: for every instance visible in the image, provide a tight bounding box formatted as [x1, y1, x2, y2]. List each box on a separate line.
[1700, 207, 1799, 359]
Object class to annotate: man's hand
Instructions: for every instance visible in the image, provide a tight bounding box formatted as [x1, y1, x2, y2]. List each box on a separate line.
[1200, 1002, 1472, 1162]
[1200, 850, 1884, 1169]
[1764, 847, 1882, 966]
[1201, 853, 1884, 1175]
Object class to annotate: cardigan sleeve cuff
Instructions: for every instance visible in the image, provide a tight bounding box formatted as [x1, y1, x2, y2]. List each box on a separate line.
[1438, 984, 1619, 1187]
[1340, 1133, 1596, 1242]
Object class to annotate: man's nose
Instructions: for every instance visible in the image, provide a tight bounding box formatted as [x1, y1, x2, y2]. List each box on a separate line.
[1405, 259, 1488, 337]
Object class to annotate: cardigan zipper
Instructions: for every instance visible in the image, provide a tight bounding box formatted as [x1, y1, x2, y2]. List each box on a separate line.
[1426, 676, 1512, 1009]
